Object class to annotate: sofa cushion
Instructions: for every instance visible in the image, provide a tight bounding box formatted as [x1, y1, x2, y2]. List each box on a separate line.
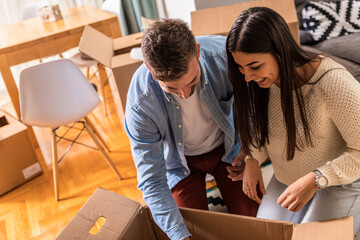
[302, 0, 360, 42]
[300, 29, 314, 44]
[310, 32, 360, 64]
[301, 45, 360, 82]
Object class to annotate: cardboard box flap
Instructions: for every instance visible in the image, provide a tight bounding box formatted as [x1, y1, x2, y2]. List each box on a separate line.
[292, 216, 353, 240]
[180, 207, 294, 240]
[121, 206, 170, 240]
[111, 52, 142, 68]
[79, 25, 113, 67]
[119, 207, 155, 240]
[113, 32, 143, 54]
[56, 188, 142, 240]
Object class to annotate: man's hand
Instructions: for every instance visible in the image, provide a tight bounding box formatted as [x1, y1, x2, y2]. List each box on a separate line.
[277, 172, 318, 212]
[242, 157, 266, 204]
[226, 150, 246, 181]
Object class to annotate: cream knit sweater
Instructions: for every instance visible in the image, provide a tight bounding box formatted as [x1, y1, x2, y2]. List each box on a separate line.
[251, 57, 360, 187]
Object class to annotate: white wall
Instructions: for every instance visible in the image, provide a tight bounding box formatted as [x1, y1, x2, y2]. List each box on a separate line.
[163, 0, 195, 25]
[155, 0, 167, 19]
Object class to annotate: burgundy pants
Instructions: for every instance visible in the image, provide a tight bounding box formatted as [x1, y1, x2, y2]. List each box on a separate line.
[171, 145, 259, 217]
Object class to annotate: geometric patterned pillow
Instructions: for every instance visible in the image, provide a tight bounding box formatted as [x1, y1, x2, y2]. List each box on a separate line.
[302, 0, 360, 42]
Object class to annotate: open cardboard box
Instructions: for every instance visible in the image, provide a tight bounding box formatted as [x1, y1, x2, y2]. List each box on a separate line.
[79, 26, 143, 127]
[57, 187, 353, 240]
[191, 0, 300, 44]
[0, 111, 42, 196]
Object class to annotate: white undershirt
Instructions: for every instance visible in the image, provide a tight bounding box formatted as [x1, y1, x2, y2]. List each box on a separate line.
[172, 83, 224, 156]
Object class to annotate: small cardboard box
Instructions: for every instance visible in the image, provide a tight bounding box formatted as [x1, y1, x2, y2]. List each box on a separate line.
[79, 26, 143, 127]
[57, 187, 354, 240]
[0, 111, 42, 196]
[191, 0, 300, 44]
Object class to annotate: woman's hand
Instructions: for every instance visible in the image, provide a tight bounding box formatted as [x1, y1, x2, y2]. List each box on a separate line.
[277, 172, 319, 212]
[241, 157, 266, 204]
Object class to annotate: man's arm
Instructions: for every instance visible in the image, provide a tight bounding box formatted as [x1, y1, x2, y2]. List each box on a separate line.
[124, 105, 191, 240]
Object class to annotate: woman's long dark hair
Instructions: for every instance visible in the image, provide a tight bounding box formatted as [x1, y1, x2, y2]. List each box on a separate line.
[226, 7, 318, 160]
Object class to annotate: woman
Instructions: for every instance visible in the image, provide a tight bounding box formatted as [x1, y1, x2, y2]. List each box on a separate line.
[226, 6, 360, 235]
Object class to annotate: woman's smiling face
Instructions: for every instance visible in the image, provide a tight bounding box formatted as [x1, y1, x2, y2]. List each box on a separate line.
[231, 51, 280, 88]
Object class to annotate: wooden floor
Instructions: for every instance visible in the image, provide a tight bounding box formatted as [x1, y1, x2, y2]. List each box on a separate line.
[0, 78, 144, 239]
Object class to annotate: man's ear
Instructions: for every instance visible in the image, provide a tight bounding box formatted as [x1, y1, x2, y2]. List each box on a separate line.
[197, 43, 201, 59]
[144, 62, 152, 72]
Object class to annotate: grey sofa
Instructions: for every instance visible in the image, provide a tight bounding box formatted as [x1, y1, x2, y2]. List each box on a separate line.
[295, 0, 360, 81]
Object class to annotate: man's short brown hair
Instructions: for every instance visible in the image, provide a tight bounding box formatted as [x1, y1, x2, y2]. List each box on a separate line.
[141, 19, 197, 82]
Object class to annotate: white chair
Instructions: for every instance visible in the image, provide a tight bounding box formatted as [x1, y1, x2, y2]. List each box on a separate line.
[19, 59, 122, 201]
[21, 3, 42, 20]
[21, 4, 109, 115]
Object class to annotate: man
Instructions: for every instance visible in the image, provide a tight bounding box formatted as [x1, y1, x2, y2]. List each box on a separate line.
[124, 19, 259, 240]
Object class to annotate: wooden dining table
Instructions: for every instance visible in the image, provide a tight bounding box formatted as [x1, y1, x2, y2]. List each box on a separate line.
[0, 5, 121, 170]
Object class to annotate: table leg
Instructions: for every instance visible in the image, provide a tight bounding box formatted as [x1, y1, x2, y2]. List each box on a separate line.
[0, 54, 48, 174]
[98, 63, 109, 116]
[0, 55, 21, 118]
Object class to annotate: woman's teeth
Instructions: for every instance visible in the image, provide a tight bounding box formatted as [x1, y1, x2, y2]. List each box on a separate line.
[255, 78, 265, 82]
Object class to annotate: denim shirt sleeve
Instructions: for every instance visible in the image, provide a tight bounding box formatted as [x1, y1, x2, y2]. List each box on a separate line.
[125, 101, 191, 240]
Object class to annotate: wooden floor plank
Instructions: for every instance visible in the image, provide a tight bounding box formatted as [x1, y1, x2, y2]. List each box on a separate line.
[0, 219, 8, 240]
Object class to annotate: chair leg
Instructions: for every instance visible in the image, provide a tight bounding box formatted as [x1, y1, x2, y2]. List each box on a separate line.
[98, 63, 109, 116]
[84, 118, 122, 180]
[84, 116, 111, 152]
[51, 128, 60, 201]
[86, 66, 90, 79]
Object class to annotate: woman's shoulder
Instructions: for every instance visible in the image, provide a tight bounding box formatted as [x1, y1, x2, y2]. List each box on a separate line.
[309, 57, 360, 101]
[308, 57, 353, 85]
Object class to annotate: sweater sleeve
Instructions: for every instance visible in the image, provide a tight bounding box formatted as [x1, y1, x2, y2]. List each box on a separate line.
[317, 68, 360, 186]
[249, 144, 269, 166]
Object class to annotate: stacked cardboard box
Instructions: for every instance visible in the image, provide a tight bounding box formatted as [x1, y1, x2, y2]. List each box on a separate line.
[79, 26, 143, 127]
[190, 0, 300, 44]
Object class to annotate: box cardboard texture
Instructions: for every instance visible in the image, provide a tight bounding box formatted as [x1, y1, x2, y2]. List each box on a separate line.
[0, 111, 42, 196]
[57, 188, 353, 240]
[79, 26, 143, 127]
[191, 0, 300, 44]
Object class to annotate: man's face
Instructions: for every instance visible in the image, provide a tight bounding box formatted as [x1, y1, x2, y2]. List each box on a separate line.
[157, 56, 201, 99]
